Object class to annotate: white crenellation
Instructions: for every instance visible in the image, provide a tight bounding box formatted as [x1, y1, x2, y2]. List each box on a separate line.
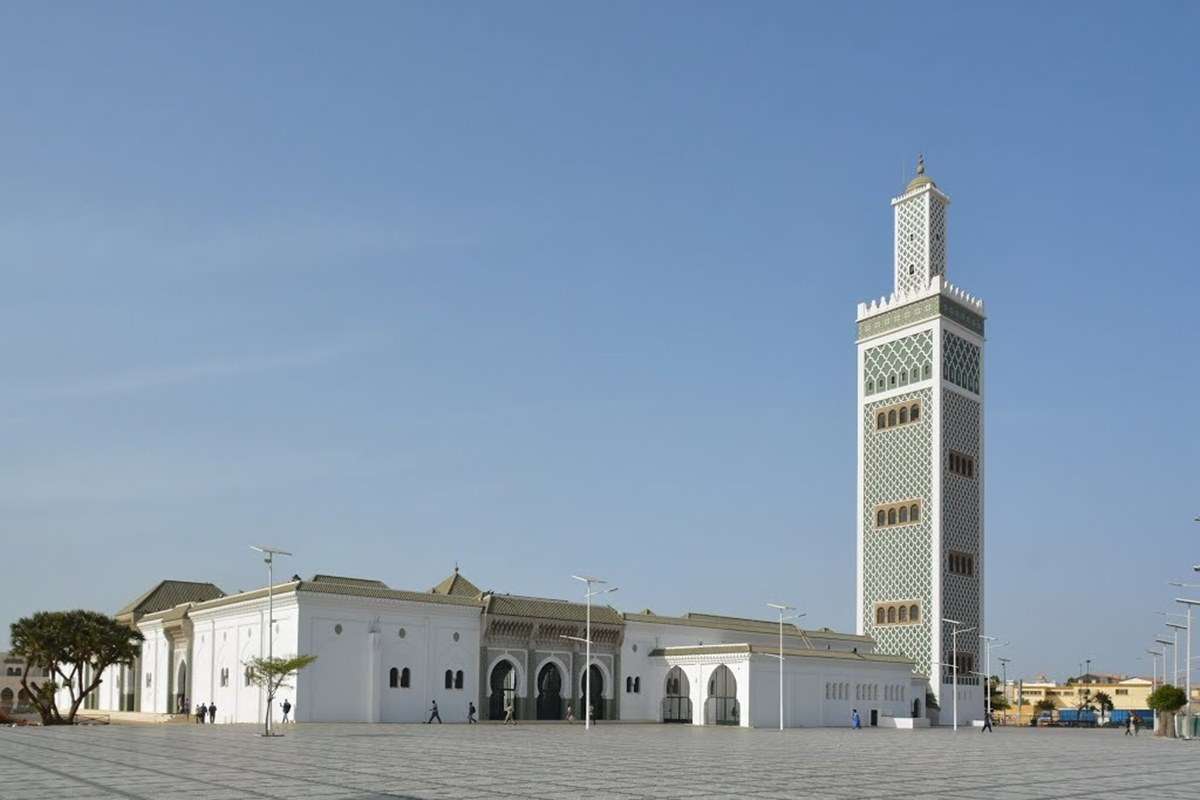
[856, 276, 984, 322]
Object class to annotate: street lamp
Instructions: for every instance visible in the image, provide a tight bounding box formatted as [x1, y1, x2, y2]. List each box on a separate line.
[249, 545, 292, 736]
[1176, 596, 1200, 740]
[978, 635, 1006, 717]
[943, 618, 975, 731]
[570, 575, 617, 730]
[1146, 649, 1163, 731]
[1166, 623, 1187, 687]
[998, 656, 1011, 723]
[1154, 638, 1174, 685]
[766, 603, 804, 731]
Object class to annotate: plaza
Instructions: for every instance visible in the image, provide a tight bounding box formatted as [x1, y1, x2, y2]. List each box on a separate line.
[1, 723, 1196, 800]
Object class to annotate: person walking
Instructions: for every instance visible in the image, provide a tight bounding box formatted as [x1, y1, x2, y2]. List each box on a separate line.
[281, 699, 292, 724]
[1132, 713, 1140, 736]
[503, 697, 516, 725]
[1125, 714, 1134, 736]
[565, 704, 575, 723]
[981, 710, 993, 733]
[426, 700, 442, 724]
[195, 703, 206, 724]
[851, 709, 861, 729]
[467, 702, 477, 724]
[208, 702, 217, 724]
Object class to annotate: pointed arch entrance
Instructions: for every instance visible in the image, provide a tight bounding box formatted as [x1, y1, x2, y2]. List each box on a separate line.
[580, 663, 604, 721]
[662, 665, 691, 723]
[536, 662, 563, 720]
[705, 664, 739, 725]
[488, 660, 518, 721]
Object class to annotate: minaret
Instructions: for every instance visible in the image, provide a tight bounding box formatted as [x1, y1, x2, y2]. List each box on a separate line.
[855, 157, 986, 725]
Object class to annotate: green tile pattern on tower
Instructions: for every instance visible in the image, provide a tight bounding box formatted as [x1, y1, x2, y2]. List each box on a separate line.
[863, 331, 933, 396]
[861, 387, 933, 679]
[942, 331, 981, 394]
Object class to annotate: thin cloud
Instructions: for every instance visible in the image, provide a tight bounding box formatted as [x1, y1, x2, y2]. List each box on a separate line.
[46, 342, 362, 400]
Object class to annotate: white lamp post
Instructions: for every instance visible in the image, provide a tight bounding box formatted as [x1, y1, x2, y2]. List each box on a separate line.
[1146, 648, 1162, 732]
[1155, 638, 1175, 685]
[249, 545, 291, 736]
[943, 618, 975, 731]
[1176, 596, 1200, 740]
[570, 575, 617, 731]
[998, 656, 1010, 722]
[1156, 611, 1187, 686]
[977, 636, 1007, 718]
[766, 603, 804, 731]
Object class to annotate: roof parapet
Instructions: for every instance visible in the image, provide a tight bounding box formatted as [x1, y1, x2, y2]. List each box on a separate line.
[856, 275, 985, 322]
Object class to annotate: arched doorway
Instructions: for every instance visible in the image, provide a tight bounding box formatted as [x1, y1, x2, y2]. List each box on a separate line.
[662, 666, 691, 723]
[0, 687, 12, 711]
[176, 661, 188, 713]
[705, 665, 738, 725]
[488, 660, 517, 721]
[912, 697, 921, 718]
[536, 663, 563, 720]
[581, 664, 604, 721]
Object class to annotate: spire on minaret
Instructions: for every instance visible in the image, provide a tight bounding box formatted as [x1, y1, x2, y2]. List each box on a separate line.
[906, 153, 936, 191]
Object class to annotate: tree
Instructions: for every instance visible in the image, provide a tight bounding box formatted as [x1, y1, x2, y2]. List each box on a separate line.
[1147, 685, 1187, 738]
[244, 654, 317, 736]
[10, 610, 144, 725]
[988, 675, 1009, 713]
[1033, 697, 1056, 713]
[1092, 691, 1113, 724]
[1074, 688, 1095, 724]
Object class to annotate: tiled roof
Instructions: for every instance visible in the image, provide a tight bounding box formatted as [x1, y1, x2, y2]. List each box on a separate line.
[310, 575, 390, 589]
[430, 569, 482, 598]
[624, 611, 870, 642]
[187, 576, 483, 614]
[485, 594, 622, 625]
[116, 580, 225, 618]
[648, 643, 914, 666]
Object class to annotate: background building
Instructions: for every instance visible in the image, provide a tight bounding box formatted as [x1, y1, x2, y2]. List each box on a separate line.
[856, 157, 986, 726]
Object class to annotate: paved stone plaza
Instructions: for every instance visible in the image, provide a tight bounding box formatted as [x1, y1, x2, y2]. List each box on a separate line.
[1, 723, 1197, 800]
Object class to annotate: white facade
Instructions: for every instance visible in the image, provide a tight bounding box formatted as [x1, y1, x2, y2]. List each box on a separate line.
[186, 581, 481, 724]
[619, 616, 920, 727]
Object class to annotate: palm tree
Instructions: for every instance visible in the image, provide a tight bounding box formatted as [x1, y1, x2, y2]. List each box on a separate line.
[1092, 691, 1113, 725]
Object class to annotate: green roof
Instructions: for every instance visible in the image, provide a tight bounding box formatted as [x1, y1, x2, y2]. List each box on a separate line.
[484, 594, 622, 625]
[623, 611, 870, 642]
[309, 575, 389, 589]
[116, 580, 225, 618]
[648, 643, 914, 667]
[430, 569, 482, 598]
[188, 575, 483, 614]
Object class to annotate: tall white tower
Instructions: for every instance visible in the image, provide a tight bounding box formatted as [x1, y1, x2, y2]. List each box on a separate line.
[855, 157, 986, 724]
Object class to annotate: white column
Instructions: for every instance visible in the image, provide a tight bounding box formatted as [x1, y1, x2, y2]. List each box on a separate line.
[367, 631, 381, 723]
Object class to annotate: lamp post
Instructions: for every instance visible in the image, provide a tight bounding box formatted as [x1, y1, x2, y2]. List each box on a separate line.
[943, 618, 975, 731]
[1165, 623, 1186, 687]
[249, 545, 291, 736]
[570, 575, 617, 730]
[1146, 648, 1162, 732]
[766, 603, 804, 731]
[1154, 638, 1174, 685]
[1176, 596, 1200, 740]
[998, 657, 1010, 723]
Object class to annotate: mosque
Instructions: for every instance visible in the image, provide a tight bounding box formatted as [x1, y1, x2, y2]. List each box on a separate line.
[69, 161, 985, 728]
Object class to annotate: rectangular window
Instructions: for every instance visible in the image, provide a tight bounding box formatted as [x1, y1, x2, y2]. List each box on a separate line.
[1116, 689, 1128, 696]
[947, 449, 977, 479]
[947, 550, 975, 576]
[874, 399, 923, 431]
[874, 500, 922, 528]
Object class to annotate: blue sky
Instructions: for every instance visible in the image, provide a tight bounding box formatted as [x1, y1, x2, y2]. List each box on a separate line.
[1, 2, 1197, 681]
